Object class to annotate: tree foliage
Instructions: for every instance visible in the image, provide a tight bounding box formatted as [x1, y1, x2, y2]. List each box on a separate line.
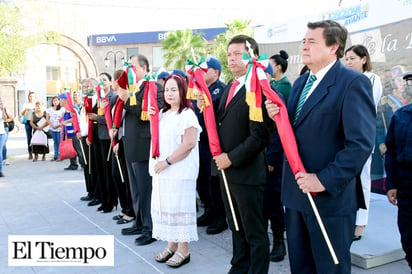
[209, 19, 253, 83]
[0, 3, 33, 77]
[161, 29, 207, 71]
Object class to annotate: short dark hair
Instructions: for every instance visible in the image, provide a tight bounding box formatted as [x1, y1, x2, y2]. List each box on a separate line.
[345, 44, 372, 72]
[137, 54, 150, 73]
[270, 50, 289, 73]
[228, 35, 259, 56]
[307, 20, 348, 59]
[99, 72, 112, 82]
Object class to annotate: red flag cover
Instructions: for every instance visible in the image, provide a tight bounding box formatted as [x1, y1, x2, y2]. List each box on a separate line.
[148, 80, 159, 159]
[192, 68, 222, 156]
[102, 97, 113, 133]
[84, 94, 94, 144]
[112, 98, 124, 129]
[117, 71, 128, 90]
[259, 79, 306, 175]
[65, 91, 80, 134]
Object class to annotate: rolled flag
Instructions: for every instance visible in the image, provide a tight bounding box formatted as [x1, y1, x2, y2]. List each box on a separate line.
[125, 62, 137, 105]
[117, 62, 138, 105]
[83, 90, 94, 144]
[186, 57, 237, 230]
[186, 58, 219, 155]
[143, 74, 160, 159]
[243, 53, 306, 176]
[185, 58, 208, 101]
[141, 75, 151, 121]
[112, 98, 124, 130]
[96, 82, 105, 115]
[242, 53, 265, 122]
[64, 90, 80, 134]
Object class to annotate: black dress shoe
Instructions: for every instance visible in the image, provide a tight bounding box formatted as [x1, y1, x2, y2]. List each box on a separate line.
[80, 195, 92, 201]
[135, 234, 156, 246]
[87, 199, 101, 206]
[64, 165, 78, 170]
[113, 214, 124, 220]
[206, 219, 228, 235]
[121, 226, 143, 235]
[197, 208, 212, 227]
[353, 235, 362, 241]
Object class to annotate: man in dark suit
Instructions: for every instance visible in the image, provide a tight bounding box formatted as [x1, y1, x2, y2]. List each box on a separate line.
[266, 20, 376, 273]
[117, 54, 163, 246]
[208, 35, 272, 274]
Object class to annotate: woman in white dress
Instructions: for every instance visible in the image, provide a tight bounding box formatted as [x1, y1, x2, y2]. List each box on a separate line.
[345, 44, 383, 240]
[149, 73, 201, 268]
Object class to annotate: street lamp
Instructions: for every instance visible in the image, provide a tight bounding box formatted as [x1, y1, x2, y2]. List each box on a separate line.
[104, 50, 124, 75]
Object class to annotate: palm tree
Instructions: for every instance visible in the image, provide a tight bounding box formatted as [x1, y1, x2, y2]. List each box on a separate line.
[161, 29, 207, 71]
[208, 19, 253, 83]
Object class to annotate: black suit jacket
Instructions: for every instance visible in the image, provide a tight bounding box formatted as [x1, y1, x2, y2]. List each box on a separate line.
[282, 60, 376, 215]
[215, 83, 272, 185]
[123, 82, 163, 163]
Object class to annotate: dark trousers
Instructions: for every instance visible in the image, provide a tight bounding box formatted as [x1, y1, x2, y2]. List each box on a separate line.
[197, 143, 226, 221]
[95, 139, 117, 209]
[68, 135, 81, 167]
[219, 179, 269, 274]
[263, 171, 285, 233]
[285, 208, 355, 274]
[112, 140, 134, 217]
[398, 190, 412, 269]
[79, 137, 98, 200]
[197, 143, 212, 207]
[126, 160, 152, 236]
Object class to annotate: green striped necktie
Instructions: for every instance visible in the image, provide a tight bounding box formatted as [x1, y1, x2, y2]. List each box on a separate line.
[293, 74, 317, 125]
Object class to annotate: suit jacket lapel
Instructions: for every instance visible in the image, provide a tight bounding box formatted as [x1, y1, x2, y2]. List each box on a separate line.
[217, 84, 245, 121]
[293, 62, 339, 127]
[288, 74, 308, 121]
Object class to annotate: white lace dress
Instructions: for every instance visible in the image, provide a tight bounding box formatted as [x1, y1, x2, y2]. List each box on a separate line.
[149, 108, 201, 243]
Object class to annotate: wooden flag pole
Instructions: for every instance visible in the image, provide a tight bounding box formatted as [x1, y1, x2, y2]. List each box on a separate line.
[88, 145, 91, 175]
[115, 154, 124, 183]
[221, 170, 239, 231]
[79, 140, 87, 165]
[307, 193, 339, 264]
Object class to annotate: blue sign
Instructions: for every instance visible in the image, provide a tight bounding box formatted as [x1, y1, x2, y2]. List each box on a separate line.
[88, 27, 227, 46]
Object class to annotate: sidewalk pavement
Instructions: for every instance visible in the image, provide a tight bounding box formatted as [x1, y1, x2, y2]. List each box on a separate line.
[0, 129, 409, 273]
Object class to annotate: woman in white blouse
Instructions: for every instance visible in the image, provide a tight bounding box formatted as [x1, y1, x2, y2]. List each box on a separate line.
[345, 44, 383, 241]
[149, 74, 201, 268]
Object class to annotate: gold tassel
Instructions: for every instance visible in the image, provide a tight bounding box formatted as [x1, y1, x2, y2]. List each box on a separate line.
[203, 94, 210, 107]
[97, 108, 104, 116]
[129, 94, 136, 105]
[199, 94, 211, 113]
[245, 91, 256, 107]
[141, 111, 149, 121]
[186, 87, 195, 100]
[249, 106, 263, 122]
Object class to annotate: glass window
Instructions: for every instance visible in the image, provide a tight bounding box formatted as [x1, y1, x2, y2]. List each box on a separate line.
[152, 46, 166, 71]
[127, 48, 139, 60]
[46, 66, 59, 81]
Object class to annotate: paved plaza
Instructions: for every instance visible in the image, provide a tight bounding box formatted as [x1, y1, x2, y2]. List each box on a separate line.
[0, 129, 409, 273]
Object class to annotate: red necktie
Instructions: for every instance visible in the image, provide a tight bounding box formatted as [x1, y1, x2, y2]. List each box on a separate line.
[225, 80, 240, 109]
